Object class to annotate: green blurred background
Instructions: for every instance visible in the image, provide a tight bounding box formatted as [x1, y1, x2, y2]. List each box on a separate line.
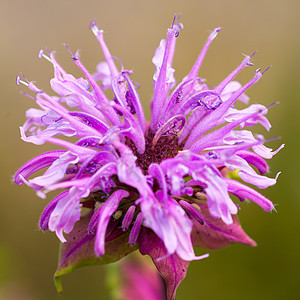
[1, 0, 299, 299]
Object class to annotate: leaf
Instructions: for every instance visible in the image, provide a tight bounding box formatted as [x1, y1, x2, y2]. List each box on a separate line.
[54, 216, 138, 293]
[191, 202, 256, 249]
[138, 228, 189, 300]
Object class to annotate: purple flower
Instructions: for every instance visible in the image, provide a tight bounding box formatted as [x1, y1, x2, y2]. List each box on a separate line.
[119, 254, 166, 300]
[15, 16, 283, 300]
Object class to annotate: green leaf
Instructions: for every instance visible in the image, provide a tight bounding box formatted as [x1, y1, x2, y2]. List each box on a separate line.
[54, 216, 138, 293]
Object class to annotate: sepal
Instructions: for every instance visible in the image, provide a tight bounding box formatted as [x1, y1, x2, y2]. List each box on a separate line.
[138, 228, 190, 300]
[54, 215, 138, 293]
[191, 202, 256, 249]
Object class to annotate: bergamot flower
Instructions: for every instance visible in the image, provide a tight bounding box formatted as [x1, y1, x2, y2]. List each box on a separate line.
[14, 15, 283, 300]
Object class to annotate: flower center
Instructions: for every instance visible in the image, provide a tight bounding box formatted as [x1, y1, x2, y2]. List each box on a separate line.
[127, 129, 183, 174]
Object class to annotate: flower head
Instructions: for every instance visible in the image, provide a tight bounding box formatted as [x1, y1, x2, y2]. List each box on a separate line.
[15, 15, 283, 299]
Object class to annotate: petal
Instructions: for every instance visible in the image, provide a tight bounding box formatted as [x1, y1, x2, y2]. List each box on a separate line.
[225, 104, 271, 130]
[236, 150, 269, 175]
[48, 187, 85, 242]
[225, 178, 275, 211]
[39, 191, 68, 230]
[193, 166, 238, 225]
[184, 70, 262, 149]
[151, 28, 178, 128]
[186, 27, 221, 79]
[29, 152, 79, 187]
[94, 190, 129, 256]
[14, 150, 64, 185]
[225, 155, 278, 188]
[92, 61, 112, 90]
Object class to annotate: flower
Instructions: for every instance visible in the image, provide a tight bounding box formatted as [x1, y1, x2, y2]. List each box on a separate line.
[15, 15, 283, 300]
[118, 254, 166, 300]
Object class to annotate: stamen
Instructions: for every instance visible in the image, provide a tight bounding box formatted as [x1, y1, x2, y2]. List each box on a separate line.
[122, 205, 136, 231]
[20, 91, 35, 100]
[38, 49, 52, 62]
[171, 13, 177, 29]
[264, 136, 281, 143]
[113, 210, 122, 219]
[250, 50, 257, 58]
[63, 43, 79, 60]
[179, 200, 205, 225]
[266, 101, 279, 109]
[16, 75, 28, 87]
[20, 73, 30, 83]
[262, 65, 272, 75]
[195, 192, 207, 201]
[16, 75, 21, 86]
[129, 212, 143, 246]
[89, 20, 100, 36]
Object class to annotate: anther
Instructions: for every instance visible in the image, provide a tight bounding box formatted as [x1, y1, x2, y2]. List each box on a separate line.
[16, 75, 28, 87]
[16, 75, 20, 86]
[38, 49, 52, 62]
[210, 27, 222, 40]
[195, 192, 207, 201]
[89, 20, 103, 36]
[113, 210, 122, 220]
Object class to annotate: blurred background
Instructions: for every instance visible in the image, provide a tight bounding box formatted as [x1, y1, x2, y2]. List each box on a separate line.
[1, 0, 299, 299]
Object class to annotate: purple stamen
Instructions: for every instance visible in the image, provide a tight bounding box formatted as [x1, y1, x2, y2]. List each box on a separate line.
[172, 14, 176, 28]
[38, 49, 44, 59]
[266, 101, 279, 109]
[122, 205, 136, 231]
[16, 75, 20, 86]
[63, 43, 74, 57]
[129, 212, 143, 246]
[250, 50, 257, 58]
[179, 200, 205, 225]
[262, 65, 272, 75]
[38, 49, 51, 62]
[20, 91, 35, 100]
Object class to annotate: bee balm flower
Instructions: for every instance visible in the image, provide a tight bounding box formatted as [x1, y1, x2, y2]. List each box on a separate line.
[15, 16, 283, 300]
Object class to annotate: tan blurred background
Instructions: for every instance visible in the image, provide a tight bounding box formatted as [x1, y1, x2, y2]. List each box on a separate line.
[1, 0, 299, 299]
